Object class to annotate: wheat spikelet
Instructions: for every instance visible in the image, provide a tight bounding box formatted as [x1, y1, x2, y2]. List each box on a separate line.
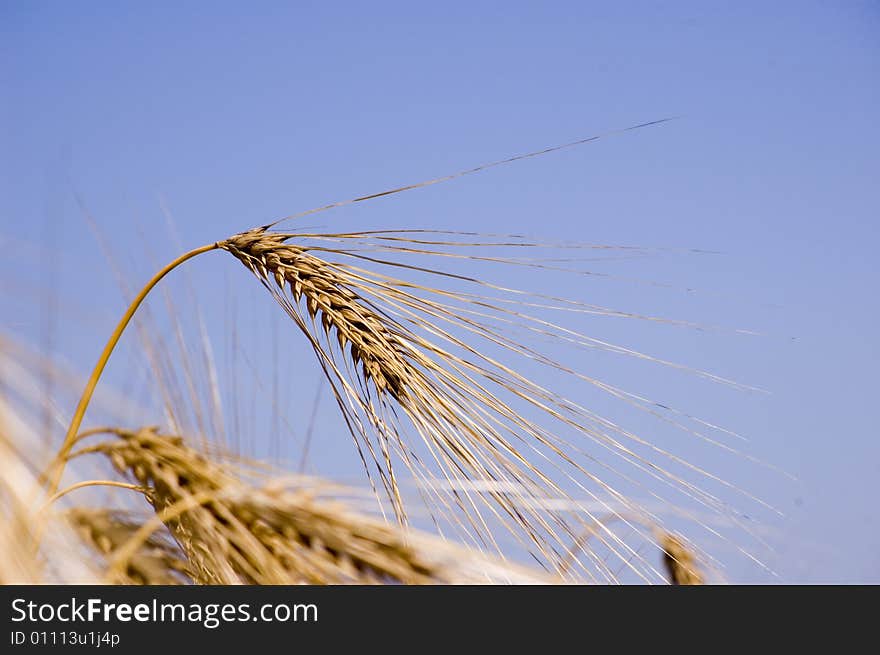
[74, 426, 557, 584]
[222, 229, 411, 401]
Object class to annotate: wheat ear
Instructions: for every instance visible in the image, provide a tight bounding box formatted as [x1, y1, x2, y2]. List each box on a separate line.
[47, 120, 671, 498]
[660, 533, 704, 585]
[72, 427, 559, 584]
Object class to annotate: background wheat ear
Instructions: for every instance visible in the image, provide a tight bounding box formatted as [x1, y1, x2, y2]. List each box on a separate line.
[67, 508, 192, 585]
[73, 426, 562, 584]
[660, 533, 703, 585]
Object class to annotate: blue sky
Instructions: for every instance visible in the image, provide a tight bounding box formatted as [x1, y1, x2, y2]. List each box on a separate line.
[2, 2, 878, 582]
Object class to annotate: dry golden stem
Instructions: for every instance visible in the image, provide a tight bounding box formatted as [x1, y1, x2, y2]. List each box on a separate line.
[44, 243, 220, 498]
[41, 480, 146, 513]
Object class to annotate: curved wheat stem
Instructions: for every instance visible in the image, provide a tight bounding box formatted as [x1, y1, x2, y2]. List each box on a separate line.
[41, 480, 145, 511]
[44, 243, 220, 497]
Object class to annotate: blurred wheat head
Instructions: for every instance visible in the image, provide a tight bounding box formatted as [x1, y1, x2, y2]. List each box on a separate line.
[65, 426, 565, 585]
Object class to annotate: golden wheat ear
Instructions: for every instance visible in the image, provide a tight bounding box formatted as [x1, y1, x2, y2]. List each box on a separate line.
[47, 119, 675, 493]
[216, 225, 749, 582]
[43, 225, 749, 581]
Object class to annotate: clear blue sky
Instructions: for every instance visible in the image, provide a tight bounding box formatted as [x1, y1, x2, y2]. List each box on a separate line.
[2, 1, 878, 582]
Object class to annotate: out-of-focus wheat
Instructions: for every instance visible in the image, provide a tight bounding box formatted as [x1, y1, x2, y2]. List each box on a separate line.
[72, 426, 559, 584]
[0, 396, 101, 584]
[660, 533, 703, 585]
[68, 508, 192, 584]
